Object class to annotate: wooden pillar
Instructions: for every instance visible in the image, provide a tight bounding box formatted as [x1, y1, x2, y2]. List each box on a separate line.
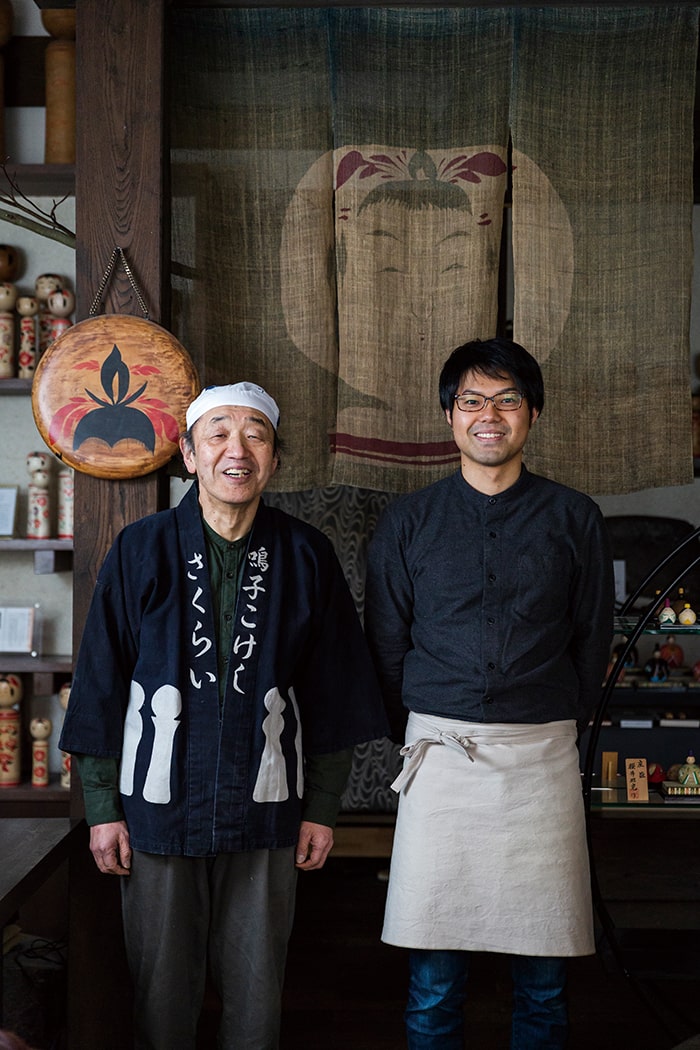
[69, 1, 169, 1046]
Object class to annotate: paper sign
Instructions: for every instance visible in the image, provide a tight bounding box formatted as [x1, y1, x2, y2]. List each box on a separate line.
[0, 606, 36, 653]
[625, 758, 649, 802]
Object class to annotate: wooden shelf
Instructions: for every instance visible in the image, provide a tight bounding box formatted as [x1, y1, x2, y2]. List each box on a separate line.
[0, 539, 72, 551]
[0, 776, 71, 818]
[0, 654, 71, 674]
[0, 538, 73, 573]
[0, 775, 69, 802]
[0, 378, 32, 395]
[0, 163, 75, 198]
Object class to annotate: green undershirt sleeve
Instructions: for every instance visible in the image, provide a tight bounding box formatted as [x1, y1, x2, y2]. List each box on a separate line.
[73, 753, 124, 826]
[302, 747, 355, 828]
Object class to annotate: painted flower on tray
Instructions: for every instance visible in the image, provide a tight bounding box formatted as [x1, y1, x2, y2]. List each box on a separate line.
[48, 344, 182, 453]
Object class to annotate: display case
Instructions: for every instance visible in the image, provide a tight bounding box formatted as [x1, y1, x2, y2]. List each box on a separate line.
[582, 617, 700, 791]
[582, 525, 700, 1039]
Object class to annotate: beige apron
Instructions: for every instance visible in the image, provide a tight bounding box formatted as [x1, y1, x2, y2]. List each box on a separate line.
[382, 712, 594, 957]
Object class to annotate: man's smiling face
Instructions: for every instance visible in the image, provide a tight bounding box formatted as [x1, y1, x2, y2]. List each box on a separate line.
[181, 404, 278, 519]
[446, 368, 537, 475]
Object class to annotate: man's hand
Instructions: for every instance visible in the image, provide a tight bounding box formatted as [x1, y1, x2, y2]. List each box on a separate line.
[295, 820, 333, 871]
[89, 820, 132, 875]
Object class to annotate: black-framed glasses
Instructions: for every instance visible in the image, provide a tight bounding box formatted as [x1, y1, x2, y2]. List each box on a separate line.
[453, 390, 524, 412]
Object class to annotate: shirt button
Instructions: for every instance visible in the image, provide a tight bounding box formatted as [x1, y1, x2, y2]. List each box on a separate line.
[487, 616, 495, 625]
[485, 696, 494, 704]
[224, 613, 232, 622]
[226, 570, 234, 579]
[489, 531, 497, 539]
[488, 661, 495, 670]
[489, 573, 496, 582]
[488, 497, 497, 505]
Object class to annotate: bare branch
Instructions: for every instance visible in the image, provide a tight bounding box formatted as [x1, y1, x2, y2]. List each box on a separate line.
[0, 206, 76, 249]
[0, 163, 76, 248]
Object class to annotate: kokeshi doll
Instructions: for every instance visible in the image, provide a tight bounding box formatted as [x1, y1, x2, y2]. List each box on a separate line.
[30, 717, 52, 787]
[26, 449, 51, 476]
[42, 9, 76, 164]
[0, 672, 22, 788]
[0, 244, 18, 282]
[17, 295, 39, 379]
[0, 280, 17, 377]
[57, 466, 74, 539]
[47, 286, 74, 345]
[59, 681, 71, 789]
[35, 274, 63, 355]
[27, 468, 51, 540]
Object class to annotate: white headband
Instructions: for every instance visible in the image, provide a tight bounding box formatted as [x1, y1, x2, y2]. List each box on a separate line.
[186, 382, 280, 431]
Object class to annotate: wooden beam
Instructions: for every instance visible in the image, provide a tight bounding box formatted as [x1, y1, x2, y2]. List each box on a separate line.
[74, 0, 169, 636]
[70, 3, 169, 1047]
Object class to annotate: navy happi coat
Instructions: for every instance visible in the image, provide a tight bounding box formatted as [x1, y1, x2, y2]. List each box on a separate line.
[60, 484, 388, 856]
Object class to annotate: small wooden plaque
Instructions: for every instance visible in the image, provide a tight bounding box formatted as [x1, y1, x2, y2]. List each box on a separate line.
[625, 758, 649, 803]
[32, 314, 200, 479]
[601, 750, 618, 786]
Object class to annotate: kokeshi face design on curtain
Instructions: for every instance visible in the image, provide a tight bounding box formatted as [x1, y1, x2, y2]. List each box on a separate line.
[279, 144, 503, 480]
[281, 146, 508, 479]
[280, 144, 573, 487]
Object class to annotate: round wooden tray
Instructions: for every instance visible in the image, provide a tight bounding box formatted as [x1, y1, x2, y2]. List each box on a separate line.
[32, 314, 199, 479]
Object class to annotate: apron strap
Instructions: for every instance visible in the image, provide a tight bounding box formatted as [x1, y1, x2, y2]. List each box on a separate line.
[391, 730, 475, 793]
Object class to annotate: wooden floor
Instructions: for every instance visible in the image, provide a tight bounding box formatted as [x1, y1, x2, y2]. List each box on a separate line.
[189, 849, 700, 1050]
[4, 823, 700, 1049]
[275, 856, 699, 1050]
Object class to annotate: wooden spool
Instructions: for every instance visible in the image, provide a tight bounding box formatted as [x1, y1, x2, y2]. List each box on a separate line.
[32, 314, 200, 479]
[42, 8, 76, 164]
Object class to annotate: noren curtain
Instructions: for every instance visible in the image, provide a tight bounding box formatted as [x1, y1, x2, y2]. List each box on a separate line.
[511, 6, 698, 494]
[170, 6, 698, 496]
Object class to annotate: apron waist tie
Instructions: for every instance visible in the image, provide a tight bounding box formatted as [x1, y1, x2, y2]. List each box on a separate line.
[391, 730, 475, 793]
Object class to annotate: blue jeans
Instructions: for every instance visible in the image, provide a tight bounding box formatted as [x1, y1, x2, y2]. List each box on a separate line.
[405, 949, 569, 1050]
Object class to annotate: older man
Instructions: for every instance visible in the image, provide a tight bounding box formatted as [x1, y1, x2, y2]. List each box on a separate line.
[60, 382, 388, 1050]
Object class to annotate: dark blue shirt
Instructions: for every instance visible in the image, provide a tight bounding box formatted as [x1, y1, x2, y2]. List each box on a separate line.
[365, 467, 614, 741]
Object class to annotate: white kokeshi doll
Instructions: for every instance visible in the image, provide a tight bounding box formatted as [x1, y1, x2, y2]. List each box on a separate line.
[0, 673, 23, 787]
[30, 716, 52, 787]
[59, 680, 71, 788]
[16, 295, 39, 378]
[26, 455, 52, 539]
[0, 280, 17, 377]
[57, 466, 74, 539]
[47, 286, 75, 345]
[26, 449, 51, 476]
[35, 272, 63, 355]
